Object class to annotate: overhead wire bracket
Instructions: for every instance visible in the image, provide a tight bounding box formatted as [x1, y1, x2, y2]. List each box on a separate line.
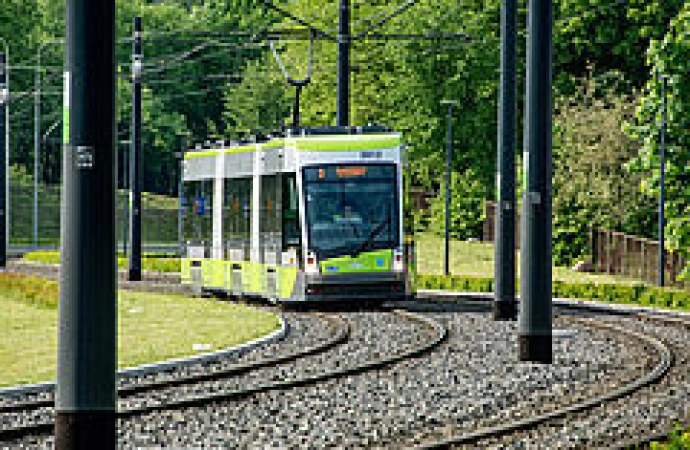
[269, 32, 314, 128]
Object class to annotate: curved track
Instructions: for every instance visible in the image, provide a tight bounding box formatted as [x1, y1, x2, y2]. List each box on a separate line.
[414, 314, 674, 449]
[0, 309, 446, 444]
[411, 296, 689, 449]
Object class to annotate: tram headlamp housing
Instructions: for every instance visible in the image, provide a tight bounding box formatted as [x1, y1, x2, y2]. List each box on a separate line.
[305, 251, 320, 275]
[393, 248, 404, 272]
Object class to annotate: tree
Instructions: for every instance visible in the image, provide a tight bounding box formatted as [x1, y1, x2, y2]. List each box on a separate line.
[626, 4, 690, 277]
[428, 169, 486, 240]
[552, 70, 657, 266]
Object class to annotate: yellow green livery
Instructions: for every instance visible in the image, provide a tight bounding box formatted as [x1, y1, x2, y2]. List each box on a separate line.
[180, 126, 417, 305]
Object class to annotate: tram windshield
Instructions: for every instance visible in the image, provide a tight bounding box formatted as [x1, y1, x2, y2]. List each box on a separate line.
[302, 164, 399, 259]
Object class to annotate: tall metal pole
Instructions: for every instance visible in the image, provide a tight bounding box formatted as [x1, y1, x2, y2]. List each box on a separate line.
[441, 101, 456, 276]
[337, 0, 350, 127]
[658, 74, 666, 288]
[0, 51, 7, 266]
[177, 151, 184, 257]
[121, 141, 129, 256]
[493, 0, 518, 321]
[2, 41, 8, 256]
[34, 50, 41, 248]
[56, 0, 117, 446]
[129, 16, 143, 281]
[519, 0, 553, 364]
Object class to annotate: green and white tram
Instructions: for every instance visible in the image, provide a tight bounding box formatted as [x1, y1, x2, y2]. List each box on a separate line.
[180, 126, 417, 304]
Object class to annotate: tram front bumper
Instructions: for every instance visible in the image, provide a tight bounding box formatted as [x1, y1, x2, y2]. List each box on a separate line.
[302, 272, 408, 302]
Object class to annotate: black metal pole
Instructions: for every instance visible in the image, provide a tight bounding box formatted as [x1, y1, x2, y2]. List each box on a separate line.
[444, 104, 452, 276]
[293, 83, 302, 127]
[177, 151, 183, 258]
[128, 16, 142, 281]
[658, 74, 666, 287]
[493, 0, 518, 321]
[56, 0, 117, 446]
[337, 0, 350, 127]
[518, 0, 552, 363]
[121, 141, 129, 256]
[0, 52, 7, 267]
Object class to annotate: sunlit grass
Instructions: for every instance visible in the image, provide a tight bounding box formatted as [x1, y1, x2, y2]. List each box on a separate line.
[0, 273, 279, 387]
[415, 232, 650, 286]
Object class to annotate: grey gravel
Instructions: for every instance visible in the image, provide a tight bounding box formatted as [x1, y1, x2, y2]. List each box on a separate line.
[477, 312, 690, 449]
[5, 300, 687, 450]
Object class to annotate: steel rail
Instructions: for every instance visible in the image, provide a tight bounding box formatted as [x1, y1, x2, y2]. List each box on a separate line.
[410, 298, 678, 449]
[0, 310, 446, 442]
[607, 312, 690, 450]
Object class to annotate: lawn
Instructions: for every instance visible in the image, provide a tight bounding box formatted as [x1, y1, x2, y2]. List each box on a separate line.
[0, 273, 279, 387]
[415, 232, 653, 286]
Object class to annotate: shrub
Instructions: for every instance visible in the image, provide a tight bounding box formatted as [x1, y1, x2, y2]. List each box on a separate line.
[22, 251, 180, 273]
[0, 273, 59, 309]
[418, 274, 690, 313]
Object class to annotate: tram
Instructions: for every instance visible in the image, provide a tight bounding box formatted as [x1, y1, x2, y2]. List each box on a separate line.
[180, 126, 417, 304]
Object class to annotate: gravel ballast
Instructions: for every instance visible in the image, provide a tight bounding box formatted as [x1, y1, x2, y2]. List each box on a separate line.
[4, 297, 688, 449]
[5, 300, 670, 449]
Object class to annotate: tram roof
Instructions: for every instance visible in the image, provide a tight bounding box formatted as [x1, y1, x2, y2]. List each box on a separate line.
[184, 126, 402, 160]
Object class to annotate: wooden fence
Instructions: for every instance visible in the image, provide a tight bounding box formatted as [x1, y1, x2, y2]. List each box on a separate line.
[482, 201, 688, 288]
[482, 200, 520, 246]
[591, 228, 687, 288]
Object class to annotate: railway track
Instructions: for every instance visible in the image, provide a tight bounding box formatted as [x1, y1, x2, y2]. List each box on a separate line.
[0, 309, 446, 446]
[410, 296, 689, 449]
[2, 275, 688, 448]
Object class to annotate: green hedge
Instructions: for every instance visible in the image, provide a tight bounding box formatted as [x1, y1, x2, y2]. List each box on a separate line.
[418, 275, 690, 312]
[23, 251, 180, 274]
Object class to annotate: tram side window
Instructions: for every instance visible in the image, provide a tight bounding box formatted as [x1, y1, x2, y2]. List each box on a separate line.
[182, 179, 213, 245]
[282, 174, 301, 250]
[261, 175, 282, 263]
[224, 177, 251, 261]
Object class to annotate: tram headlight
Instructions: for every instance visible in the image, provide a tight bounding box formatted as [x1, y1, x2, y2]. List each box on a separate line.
[393, 248, 404, 272]
[305, 251, 320, 275]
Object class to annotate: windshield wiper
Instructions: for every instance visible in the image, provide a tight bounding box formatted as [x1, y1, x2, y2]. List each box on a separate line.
[352, 210, 391, 257]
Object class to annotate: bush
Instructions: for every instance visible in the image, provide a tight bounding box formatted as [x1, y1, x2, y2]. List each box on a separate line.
[650, 426, 690, 449]
[418, 274, 690, 313]
[23, 251, 180, 273]
[0, 273, 59, 309]
[428, 169, 486, 241]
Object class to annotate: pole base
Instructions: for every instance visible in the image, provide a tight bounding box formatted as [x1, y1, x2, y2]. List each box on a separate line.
[492, 300, 517, 321]
[518, 334, 552, 364]
[128, 269, 141, 282]
[55, 410, 116, 450]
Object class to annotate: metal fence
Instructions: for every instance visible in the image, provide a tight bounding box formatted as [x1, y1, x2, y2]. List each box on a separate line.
[9, 183, 180, 250]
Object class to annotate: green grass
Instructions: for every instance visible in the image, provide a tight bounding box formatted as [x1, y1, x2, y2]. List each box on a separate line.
[23, 251, 181, 273]
[0, 273, 279, 387]
[415, 233, 661, 286]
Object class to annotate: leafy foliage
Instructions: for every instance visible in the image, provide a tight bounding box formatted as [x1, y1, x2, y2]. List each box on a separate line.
[428, 170, 486, 240]
[626, 4, 690, 263]
[552, 71, 657, 265]
[2, 0, 687, 263]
